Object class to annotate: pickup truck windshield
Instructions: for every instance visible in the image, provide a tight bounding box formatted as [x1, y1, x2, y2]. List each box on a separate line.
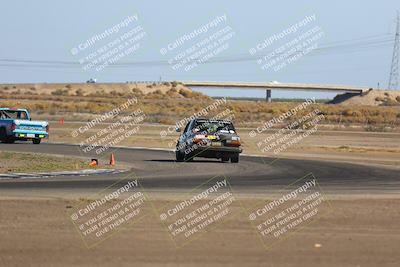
[0, 110, 28, 120]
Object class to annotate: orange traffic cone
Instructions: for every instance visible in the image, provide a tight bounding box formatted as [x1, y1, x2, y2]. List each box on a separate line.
[89, 159, 98, 167]
[109, 153, 116, 166]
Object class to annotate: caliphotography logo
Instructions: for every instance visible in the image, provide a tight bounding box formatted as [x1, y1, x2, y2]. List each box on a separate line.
[1, 1, 400, 267]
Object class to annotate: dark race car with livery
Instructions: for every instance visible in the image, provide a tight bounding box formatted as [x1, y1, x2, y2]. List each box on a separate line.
[175, 118, 242, 163]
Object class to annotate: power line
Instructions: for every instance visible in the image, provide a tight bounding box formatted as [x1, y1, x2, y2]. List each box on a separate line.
[0, 33, 394, 69]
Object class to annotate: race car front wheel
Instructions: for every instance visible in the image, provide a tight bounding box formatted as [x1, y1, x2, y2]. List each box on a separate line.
[176, 150, 185, 162]
[231, 154, 239, 163]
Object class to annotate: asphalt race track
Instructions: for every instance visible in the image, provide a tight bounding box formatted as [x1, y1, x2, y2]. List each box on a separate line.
[0, 143, 399, 196]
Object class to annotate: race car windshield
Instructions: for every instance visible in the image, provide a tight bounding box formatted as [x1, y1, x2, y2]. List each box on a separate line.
[194, 121, 235, 134]
[0, 110, 28, 120]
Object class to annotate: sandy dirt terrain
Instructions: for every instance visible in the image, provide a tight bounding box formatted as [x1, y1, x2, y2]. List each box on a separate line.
[0, 197, 399, 267]
[331, 90, 400, 106]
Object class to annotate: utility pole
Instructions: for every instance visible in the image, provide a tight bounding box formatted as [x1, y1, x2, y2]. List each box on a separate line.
[388, 11, 400, 90]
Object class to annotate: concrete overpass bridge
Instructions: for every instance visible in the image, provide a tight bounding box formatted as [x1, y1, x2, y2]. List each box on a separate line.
[181, 81, 370, 101]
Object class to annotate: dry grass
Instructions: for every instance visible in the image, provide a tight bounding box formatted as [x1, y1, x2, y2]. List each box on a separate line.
[0, 83, 399, 128]
[0, 151, 90, 173]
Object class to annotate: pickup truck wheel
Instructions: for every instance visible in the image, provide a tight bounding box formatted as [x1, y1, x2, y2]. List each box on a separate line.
[32, 138, 41, 144]
[4, 138, 15, 144]
[0, 127, 6, 142]
[2, 138, 15, 144]
[230, 154, 239, 163]
[0, 128, 15, 143]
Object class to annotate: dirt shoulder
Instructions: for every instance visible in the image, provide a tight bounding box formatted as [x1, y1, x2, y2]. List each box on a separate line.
[0, 151, 91, 173]
[0, 198, 399, 267]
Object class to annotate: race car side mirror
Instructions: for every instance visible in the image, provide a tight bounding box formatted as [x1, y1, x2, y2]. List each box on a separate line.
[175, 127, 181, 132]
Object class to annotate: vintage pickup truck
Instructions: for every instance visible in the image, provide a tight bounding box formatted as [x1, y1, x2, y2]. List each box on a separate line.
[0, 108, 49, 144]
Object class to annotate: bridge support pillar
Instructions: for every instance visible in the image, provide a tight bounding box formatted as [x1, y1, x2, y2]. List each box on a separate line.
[266, 89, 272, 102]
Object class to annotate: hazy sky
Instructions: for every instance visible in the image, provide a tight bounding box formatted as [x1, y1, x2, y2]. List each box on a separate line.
[1, 0, 399, 98]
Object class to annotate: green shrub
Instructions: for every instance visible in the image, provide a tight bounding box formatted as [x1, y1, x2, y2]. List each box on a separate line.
[51, 89, 69, 96]
[75, 89, 84, 96]
[179, 89, 192, 98]
[131, 88, 143, 95]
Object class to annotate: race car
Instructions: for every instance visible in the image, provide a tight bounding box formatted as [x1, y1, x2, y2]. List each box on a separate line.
[0, 108, 49, 144]
[175, 118, 242, 163]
